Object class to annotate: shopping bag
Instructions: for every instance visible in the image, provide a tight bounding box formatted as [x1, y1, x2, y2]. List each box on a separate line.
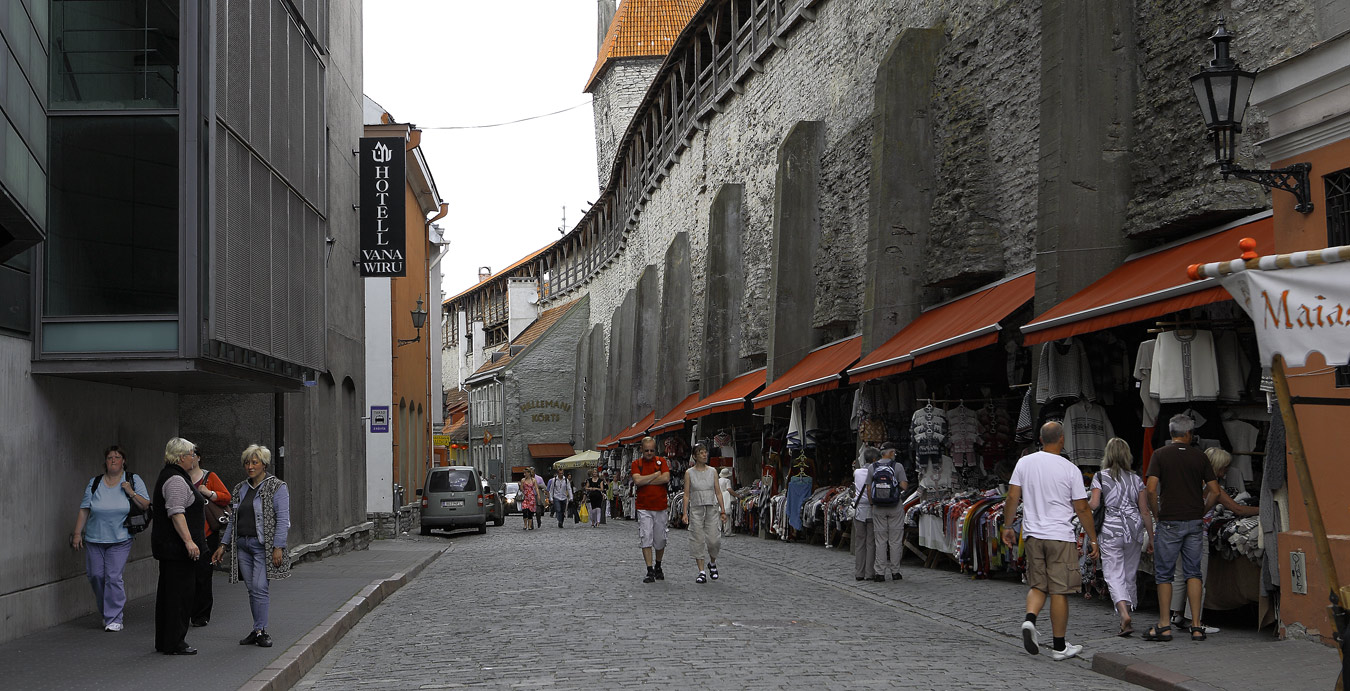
[579, 504, 589, 522]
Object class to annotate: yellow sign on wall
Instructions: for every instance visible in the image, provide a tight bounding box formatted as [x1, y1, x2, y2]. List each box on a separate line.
[433, 434, 452, 447]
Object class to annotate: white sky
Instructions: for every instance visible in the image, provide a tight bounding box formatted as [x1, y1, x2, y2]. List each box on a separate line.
[362, 1, 602, 303]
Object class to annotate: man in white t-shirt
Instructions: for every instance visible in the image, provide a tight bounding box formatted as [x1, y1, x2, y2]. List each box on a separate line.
[850, 447, 879, 581]
[1001, 421, 1099, 662]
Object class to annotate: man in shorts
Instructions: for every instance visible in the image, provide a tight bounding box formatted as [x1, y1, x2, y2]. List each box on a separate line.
[1146, 413, 1220, 642]
[631, 437, 671, 583]
[1002, 421, 1099, 661]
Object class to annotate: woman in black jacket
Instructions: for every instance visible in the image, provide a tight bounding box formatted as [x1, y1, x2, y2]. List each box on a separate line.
[151, 437, 206, 655]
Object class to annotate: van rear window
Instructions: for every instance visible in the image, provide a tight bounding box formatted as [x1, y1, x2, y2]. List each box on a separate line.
[428, 470, 476, 493]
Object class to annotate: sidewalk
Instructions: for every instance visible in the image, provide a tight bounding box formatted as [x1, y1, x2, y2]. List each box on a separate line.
[0, 540, 443, 691]
[708, 528, 1340, 691]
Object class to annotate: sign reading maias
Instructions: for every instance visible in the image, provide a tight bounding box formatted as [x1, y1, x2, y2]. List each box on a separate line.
[359, 137, 407, 277]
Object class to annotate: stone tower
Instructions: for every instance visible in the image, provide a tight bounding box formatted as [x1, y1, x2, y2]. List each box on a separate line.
[586, 0, 698, 189]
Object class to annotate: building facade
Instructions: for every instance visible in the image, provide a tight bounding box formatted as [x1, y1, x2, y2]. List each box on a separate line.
[1, 0, 369, 642]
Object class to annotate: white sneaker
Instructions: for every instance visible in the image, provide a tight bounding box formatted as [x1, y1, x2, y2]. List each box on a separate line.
[1203, 625, 1220, 634]
[1049, 643, 1082, 661]
[105, 622, 123, 632]
[1021, 620, 1040, 655]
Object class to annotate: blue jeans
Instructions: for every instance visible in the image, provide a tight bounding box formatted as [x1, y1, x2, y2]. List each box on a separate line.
[237, 536, 271, 630]
[553, 499, 568, 526]
[86, 538, 133, 626]
[1153, 519, 1204, 584]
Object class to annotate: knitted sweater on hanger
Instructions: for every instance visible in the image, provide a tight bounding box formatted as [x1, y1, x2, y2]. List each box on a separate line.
[1035, 338, 1096, 403]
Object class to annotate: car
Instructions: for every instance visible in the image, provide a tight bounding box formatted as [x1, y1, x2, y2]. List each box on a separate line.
[482, 479, 505, 526]
[503, 482, 521, 514]
[419, 466, 489, 535]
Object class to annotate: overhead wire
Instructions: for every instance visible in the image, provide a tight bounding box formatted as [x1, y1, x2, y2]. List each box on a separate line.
[417, 101, 592, 130]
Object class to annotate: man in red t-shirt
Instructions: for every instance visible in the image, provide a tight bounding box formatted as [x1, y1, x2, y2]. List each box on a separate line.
[630, 437, 671, 583]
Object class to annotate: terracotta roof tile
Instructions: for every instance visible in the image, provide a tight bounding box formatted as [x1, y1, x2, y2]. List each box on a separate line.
[443, 242, 553, 307]
[469, 298, 582, 378]
[585, 0, 701, 91]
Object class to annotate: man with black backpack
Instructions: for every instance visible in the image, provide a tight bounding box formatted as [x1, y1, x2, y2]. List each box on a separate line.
[867, 442, 910, 582]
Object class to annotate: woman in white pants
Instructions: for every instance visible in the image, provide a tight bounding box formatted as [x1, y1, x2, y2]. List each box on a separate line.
[682, 445, 727, 583]
[718, 468, 735, 537]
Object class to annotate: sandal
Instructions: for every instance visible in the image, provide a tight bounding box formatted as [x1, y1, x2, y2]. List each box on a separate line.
[708, 564, 719, 580]
[1143, 625, 1173, 642]
[1190, 626, 1207, 641]
[1117, 624, 1134, 637]
[695, 572, 707, 584]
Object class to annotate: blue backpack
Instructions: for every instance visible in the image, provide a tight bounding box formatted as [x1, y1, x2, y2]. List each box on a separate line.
[870, 461, 902, 506]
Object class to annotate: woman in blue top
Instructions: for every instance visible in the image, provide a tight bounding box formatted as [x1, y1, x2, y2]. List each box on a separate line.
[71, 446, 151, 632]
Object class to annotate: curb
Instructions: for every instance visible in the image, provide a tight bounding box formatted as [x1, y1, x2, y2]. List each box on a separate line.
[1092, 652, 1224, 691]
[236, 547, 446, 691]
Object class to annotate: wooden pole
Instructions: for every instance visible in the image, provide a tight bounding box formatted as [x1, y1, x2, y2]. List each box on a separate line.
[1272, 355, 1345, 690]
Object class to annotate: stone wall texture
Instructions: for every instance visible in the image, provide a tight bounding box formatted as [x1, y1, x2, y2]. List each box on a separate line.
[590, 57, 663, 189]
[536, 0, 1334, 405]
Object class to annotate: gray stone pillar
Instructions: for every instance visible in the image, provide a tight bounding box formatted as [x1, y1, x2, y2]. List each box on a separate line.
[633, 265, 660, 418]
[862, 27, 947, 354]
[702, 184, 746, 396]
[1035, 0, 1136, 313]
[585, 323, 607, 448]
[767, 121, 825, 382]
[657, 233, 694, 416]
[573, 326, 590, 449]
[606, 290, 637, 435]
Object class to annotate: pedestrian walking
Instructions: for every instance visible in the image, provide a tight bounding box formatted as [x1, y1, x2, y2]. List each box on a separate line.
[585, 469, 605, 527]
[1167, 447, 1259, 634]
[547, 469, 572, 528]
[1145, 414, 1222, 643]
[631, 437, 671, 583]
[867, 442, 909, 582]
[1002, 421, 1099, 661]
[850, 447, 878, 582]
[534, 472, 548, 528]
[188, 452, 232, 628]
[152, 438, 207, 655]
[718, 468, 734, 537]
[598, 472, 609, 524]
[71, 445, 150, 632]
[1088, 438, 1152, 637]
[682, 444, 727, 583]
[212, 444, 291, 650]
[572, 484, 584, 524]
[518, 468, 541, 530]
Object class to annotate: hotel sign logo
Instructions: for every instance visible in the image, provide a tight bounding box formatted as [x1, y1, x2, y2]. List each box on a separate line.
[359, 137, 407, 277]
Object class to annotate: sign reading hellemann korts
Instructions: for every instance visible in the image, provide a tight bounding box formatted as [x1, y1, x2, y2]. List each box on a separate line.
[359, 137, 407, 277]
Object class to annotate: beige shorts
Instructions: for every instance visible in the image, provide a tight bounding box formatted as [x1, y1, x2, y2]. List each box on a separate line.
[1025, 536, 1081, 596]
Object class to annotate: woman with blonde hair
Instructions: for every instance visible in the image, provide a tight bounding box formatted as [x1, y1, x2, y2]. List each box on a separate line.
[152, 437, 207, 654]
[681, 444, 727, 583]
[212, 444, 290, 649]
[1088, 438, 1153, 637]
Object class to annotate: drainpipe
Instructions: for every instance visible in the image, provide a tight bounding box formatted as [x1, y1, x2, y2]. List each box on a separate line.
[273, 393, 286, 480]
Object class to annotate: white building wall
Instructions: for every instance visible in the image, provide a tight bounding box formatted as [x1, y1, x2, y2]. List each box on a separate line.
[507, 278, 540, 342]
[364, 278, 394, 514]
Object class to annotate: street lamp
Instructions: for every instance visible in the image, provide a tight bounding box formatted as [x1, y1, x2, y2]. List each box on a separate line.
[1189, 18, 1313, 213]
[397, 297, 429, 347]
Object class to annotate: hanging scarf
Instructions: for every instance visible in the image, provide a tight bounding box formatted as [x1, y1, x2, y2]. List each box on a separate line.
[227, 474, 292, 582]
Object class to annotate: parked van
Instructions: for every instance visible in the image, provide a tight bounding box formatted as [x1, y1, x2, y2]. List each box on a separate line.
[419, 466, 488, 535]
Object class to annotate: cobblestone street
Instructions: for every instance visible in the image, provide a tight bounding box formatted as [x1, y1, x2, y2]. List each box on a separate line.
[299, 520, 1139, 690]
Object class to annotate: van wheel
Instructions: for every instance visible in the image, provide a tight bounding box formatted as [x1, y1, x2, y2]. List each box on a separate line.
[477, 522, 488, 534]
[493, 515, 504, 527]
[419, 525, 431, 536]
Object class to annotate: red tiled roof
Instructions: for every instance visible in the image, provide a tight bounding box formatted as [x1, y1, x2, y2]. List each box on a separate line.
[469, 298, 582, 378]
[585, 0, 700, 92]
[753, 336, 862, 409]
[528, 443, 575, 459]
[650, 391, 701, 433]
[848, 273, 1036, 383]
[443, 242, 553, 306]
[447, 417, 469, 440]
[1021, 214, 1274, 345]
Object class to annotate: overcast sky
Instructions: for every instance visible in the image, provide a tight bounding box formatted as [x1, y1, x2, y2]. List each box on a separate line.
[363, 1, 602, 302]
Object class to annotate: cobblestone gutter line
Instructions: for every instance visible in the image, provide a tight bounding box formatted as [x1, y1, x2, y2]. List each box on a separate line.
[236, 547, 447, 691]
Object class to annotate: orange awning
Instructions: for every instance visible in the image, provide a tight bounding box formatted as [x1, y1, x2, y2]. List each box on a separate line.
[650, 391, 702, 434]
[685, 367, 767, 420]
[1021, 213, 1274, 345]
[617, 410, 656, 444]
[848, 272, 1036, 383]
[597, 433, 619, 450]
[527, 443, 575, 459]
[753, 336, 862, 409]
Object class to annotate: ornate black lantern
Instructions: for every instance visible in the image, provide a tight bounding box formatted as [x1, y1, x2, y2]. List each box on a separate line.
[398, 297, 429, 347]
[1190, 19, 1312, 213]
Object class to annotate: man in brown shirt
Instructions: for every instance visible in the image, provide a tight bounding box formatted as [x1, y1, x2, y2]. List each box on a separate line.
[1145, 414, 1220, 642]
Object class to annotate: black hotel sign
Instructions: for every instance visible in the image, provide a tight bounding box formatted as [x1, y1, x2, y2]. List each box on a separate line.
[359, 137, 407, 277]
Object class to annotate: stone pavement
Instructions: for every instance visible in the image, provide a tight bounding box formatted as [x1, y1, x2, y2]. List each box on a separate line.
[299, 520, 1134, 690]
[0, 540, 444, 691]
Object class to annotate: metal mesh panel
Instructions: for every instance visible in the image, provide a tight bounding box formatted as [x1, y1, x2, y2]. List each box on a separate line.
[305, 208, 324, 365]
[223, 134, 251, 346]
[287, 193, 304, 359]
[289, 30, 303, 193]
[215, 0, 228, 117]
[270, 1, 288, 182]
[224, 0, 250, 136]
[270, 181, 288, 355]
[306, 56, 321, 207]
[249, 1, 270, 159]
[248, 156, 272, 352]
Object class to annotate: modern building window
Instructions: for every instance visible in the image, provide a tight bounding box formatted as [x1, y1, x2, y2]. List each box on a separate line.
[0, 248, 33, 335]
[1325, 168, 1350, 387]
[45, 116, 178, 317]
[50, 0, 180, 110]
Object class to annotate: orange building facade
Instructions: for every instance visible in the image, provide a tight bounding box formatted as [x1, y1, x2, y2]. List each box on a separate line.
[1249, 32, 1350, 644]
